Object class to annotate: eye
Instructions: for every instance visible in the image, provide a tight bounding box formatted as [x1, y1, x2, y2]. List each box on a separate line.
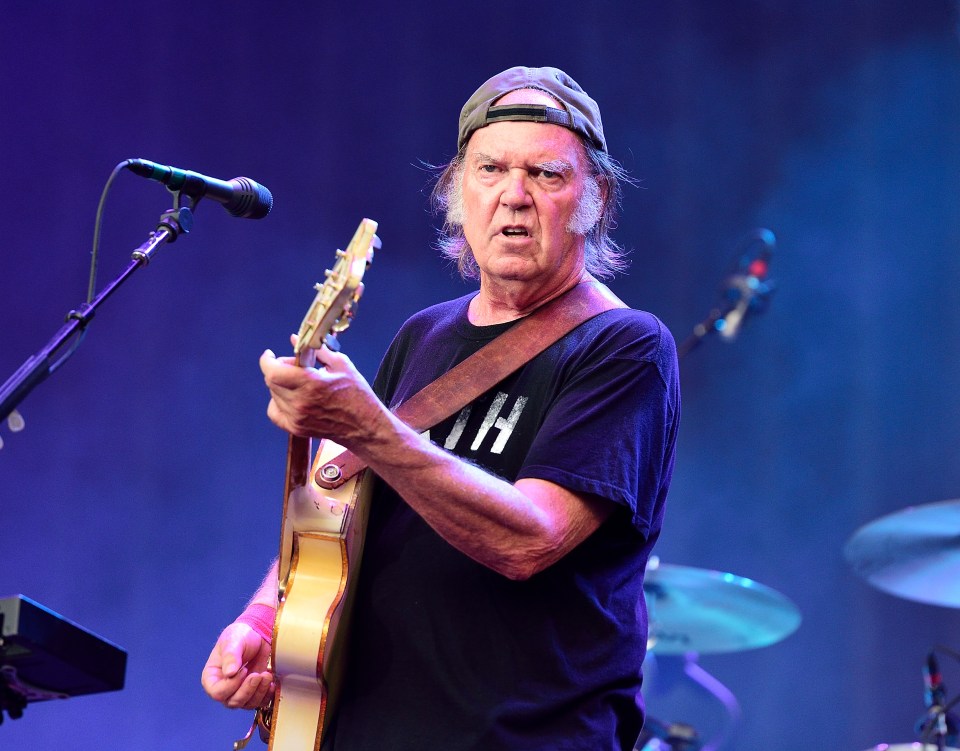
[479, 164, 501, 173]
[532, 165, 568, 183]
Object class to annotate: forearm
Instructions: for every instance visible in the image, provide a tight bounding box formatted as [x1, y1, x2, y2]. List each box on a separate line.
[350, 408, 607, 579]
[247, 560, 280, 608]
[260, 346, 609, 577]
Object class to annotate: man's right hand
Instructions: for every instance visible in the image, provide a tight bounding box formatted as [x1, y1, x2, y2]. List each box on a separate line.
[201, 622, 274, 710]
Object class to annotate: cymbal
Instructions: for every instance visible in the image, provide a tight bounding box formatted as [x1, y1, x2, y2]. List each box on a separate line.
[643, 561, 802, 655]
[844, 498, 960, 608]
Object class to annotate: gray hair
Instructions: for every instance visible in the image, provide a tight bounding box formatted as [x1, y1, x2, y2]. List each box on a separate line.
[431, 141, 631, 280]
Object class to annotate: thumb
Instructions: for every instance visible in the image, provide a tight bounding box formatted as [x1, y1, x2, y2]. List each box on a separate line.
[219, 628, 250, 678]
[221, 650, 241, 678]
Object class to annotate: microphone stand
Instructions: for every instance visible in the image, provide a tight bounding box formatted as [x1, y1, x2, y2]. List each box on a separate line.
[919, 697, 957, 750]
[676, 229, 776, 360]
[676, 276, 774, 360]
[676, 307, 726, 360]
[0, 199, 195, 425]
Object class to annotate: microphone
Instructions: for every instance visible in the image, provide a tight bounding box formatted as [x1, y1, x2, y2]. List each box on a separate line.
[124, 158, 273, 219]
[716, 228, 775, 341]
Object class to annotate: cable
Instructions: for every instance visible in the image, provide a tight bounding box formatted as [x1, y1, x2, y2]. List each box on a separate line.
[87, 160, 131, 303]
[47, 160, 132, 375]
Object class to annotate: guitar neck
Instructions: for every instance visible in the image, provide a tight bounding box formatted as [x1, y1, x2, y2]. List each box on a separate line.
[284, 433, 313, 491]
[278, 346, 318, 591]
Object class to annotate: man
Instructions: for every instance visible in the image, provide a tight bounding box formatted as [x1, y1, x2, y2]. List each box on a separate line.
[202, 66, 680, 750]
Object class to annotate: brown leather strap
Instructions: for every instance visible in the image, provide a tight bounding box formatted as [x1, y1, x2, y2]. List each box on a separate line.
[314, 280, 626, 489]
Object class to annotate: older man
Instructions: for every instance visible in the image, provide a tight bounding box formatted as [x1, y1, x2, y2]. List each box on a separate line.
[203, 66, 680, 751]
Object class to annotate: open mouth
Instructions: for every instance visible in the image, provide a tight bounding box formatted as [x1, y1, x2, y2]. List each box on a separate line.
[501, 227, 529, 237]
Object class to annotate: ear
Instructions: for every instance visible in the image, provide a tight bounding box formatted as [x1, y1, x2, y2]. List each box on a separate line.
[584, 175, 605, 230]
[595, 175, 610, 208]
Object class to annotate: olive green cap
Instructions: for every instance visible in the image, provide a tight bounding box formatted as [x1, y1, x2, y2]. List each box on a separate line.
[457, 66, 607, 153]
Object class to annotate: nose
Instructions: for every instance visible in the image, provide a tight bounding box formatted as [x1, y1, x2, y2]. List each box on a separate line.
[500, 169, 533, 209]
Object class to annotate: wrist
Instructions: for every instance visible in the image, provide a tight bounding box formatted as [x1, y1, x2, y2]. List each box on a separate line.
[234, 602, 276, 644]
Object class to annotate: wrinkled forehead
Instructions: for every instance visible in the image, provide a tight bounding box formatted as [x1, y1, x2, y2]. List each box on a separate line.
[463, 118, 590, 174]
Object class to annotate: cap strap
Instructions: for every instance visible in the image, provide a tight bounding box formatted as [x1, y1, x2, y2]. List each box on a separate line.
[484, 104, 572, 128]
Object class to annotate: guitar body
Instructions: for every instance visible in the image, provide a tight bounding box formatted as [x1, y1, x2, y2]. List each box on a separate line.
[269, 437, 372, 751]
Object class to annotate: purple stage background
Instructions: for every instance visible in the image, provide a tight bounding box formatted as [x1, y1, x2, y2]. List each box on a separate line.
[2, 2, 960, 749]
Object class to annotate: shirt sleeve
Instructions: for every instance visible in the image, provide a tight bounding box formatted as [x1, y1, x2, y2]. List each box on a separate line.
[516, 314, 680, 537]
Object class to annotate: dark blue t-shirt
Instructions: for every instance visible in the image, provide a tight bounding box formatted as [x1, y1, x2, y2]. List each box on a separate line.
[328, 291, 680, 751]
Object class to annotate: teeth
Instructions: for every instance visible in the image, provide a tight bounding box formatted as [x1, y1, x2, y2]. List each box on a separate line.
[503, 228, 527, 236]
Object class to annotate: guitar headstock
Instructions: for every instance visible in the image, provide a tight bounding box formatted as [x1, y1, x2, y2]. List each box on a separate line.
[295, 219, 379, 355]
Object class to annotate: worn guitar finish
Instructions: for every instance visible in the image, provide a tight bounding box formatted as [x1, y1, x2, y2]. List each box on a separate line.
[260, 219, 378, 751]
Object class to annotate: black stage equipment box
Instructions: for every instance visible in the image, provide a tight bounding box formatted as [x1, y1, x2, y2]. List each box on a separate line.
[0, 594, 127, 703]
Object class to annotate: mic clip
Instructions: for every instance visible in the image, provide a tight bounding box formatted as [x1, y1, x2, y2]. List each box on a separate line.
[132, 206, 194, 266]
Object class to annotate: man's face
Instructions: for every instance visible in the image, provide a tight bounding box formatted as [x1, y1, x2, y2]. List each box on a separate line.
[460, 89, 591, 288]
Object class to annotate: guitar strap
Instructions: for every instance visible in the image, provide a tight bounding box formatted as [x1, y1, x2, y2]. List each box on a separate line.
[314, 279, 627, 489]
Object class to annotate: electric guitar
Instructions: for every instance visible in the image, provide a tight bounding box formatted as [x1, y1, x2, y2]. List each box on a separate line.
[237, 219, 378, 751]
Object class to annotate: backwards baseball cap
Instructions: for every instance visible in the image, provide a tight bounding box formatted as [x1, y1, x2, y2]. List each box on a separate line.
[457, 66, 607, 153]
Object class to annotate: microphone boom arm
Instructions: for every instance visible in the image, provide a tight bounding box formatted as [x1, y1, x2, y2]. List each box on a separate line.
[676, 306, 726, 360]
[0, 204, 193, 425]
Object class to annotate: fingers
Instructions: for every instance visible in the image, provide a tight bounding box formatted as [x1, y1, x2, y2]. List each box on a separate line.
[201, 625, 275, 709]
[203, 664, 275, 709]
[288, 331, 345, 364]
[223, 670, 276, 710]
[314, 343, 350, 372]
[261, 348, 349, 400]
[200, 655, 246, 700]
[260, 349, 309, 392]
[261, 340, 349, 379]
[259, 339, 369, 441]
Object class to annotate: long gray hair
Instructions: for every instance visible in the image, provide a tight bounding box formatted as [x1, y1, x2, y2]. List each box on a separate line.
[430, 141, 632, 280]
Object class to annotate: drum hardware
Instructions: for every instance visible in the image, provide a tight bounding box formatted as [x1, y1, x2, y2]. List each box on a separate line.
[638, 650, 742, 751]
[845, 501, 960, 747]
[638, 558, 799, 750]
[914, 648, 959, 750]
[844, 501, 960, 748]
[635, 716, 702, 751]
[856, 647, 960, 751]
